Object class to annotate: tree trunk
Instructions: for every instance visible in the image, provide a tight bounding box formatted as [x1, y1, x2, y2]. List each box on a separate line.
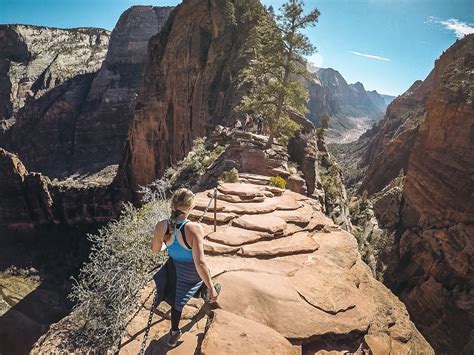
[265, 130, 275, 148]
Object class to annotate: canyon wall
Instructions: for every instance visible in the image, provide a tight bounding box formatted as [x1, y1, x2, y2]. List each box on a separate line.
[0, 148, 122, 231]
[356, 34, 474, 353]
[0, 6, 173, 177]
[360, 71, 434, 194]
[0, 6, 174, 231]
[115, 0, 263, 200]
[0, 25, 110, 131]
[392, 35, 474, 353]
[0, 25, 109, 175]
[71, 6, 174, 174]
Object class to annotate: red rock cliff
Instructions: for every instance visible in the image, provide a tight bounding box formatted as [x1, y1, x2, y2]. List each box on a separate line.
[0, 7, 173, 177]
[364, 34, 474, 354]
[360, 70, 434, 194]
[402, 35, 474, 226]
[115, 0, 262, 200]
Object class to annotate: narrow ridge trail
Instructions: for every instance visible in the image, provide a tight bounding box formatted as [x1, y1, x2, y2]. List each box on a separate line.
[117, 176, 432, 354]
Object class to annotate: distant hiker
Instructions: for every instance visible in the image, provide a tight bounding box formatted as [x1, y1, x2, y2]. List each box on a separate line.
[257, 115, 263, 134]
[244, 113, 252, 132]
[234, 118, 243, 130]
[151, 188, 221, 347]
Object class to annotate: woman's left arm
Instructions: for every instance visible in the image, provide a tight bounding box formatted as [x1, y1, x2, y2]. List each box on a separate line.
[189, 223, 215, 291]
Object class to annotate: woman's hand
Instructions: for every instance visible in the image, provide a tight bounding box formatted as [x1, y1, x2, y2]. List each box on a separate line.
[210, 286, 219, 303]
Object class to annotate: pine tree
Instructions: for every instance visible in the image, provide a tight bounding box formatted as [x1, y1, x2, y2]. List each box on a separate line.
[236, 0, 320, 146]
[316, 112, 330, 139]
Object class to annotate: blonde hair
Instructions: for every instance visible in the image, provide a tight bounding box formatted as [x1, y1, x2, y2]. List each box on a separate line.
[166, 188, 195, 239]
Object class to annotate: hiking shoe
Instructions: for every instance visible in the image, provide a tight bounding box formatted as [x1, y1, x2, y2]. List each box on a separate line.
[201, 283, 221, 302]
[167, 329, 182, 347]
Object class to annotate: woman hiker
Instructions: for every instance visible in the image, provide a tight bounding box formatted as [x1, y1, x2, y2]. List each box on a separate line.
[151, 188, 221, 347]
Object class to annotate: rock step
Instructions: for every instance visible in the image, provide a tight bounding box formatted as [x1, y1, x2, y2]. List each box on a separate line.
[232, 214, 287, 234]
[217, 183, 267, 198]
[205, 232, 319, 258]
[205, 226, 273, 246]
[237, 232, 319, 258]
[238, 177, 268, 186]
[205, 224, 305, 247]
[188, 210, 237, 224]
[204, 240, 240, 255]
[273, 205, 314, 225]
[212, 192, 266, 204]
[201, 309, 299, 354]
[238, 173, 271, 182]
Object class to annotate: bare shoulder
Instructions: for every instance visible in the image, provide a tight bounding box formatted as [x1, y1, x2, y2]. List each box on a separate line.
[185, 221, 204, 236]
[154, 219, 168, 232]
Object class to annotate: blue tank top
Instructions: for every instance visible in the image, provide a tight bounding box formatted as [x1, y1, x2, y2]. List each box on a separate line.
[166, 220, 194, 262]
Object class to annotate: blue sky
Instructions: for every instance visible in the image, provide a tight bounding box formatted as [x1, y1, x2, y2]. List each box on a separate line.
[1, 0, 473, 96]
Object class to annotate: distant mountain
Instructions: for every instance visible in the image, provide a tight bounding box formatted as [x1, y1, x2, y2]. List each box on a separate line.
[381, 94, 396, 106]
[0, 24, 110, 132]
[0, 6, 174, 177]
[366, 90, 395, 112]
[303, 68, 394, 142]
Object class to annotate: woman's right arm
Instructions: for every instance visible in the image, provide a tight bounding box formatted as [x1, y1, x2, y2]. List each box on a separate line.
[151, 221, 167, 254]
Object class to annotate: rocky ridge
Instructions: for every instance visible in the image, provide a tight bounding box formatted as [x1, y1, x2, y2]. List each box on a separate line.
[0, 148, 122, 231]
[115, 0, 262, 199]
[33, 179, 432, 354]
[331, 34, 474, 353]
[0, 24, 110, 131]
[0, 6, 173, 177]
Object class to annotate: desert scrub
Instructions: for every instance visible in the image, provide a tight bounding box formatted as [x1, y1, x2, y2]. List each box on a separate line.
[161, 138, 225, 191]
[220, 167, 239, 183]
[320, 164, 343, 201]
[288, 162, 298, 175]
[224, 0, 237, 26]
[67, 187, 169, 351]
[270, 176, 286, 189]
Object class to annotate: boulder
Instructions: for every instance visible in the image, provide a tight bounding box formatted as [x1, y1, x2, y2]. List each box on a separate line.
[233, 214, 287, 234]
[201, 309, 299, 354]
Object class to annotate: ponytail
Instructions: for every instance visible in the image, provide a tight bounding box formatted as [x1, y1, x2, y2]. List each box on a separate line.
[166, 188, 195, 240]
[166, 209, 182, 239]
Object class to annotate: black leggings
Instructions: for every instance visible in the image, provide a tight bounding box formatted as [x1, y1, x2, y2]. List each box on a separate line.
[171, 307, 182, 331]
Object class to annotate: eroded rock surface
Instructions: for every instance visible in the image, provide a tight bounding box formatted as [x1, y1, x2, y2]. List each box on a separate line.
[33, 180, 433, 354]
[388, 34, 474, 354]
[115, 0, 263, 197]
[1, 7, 173, 177]
[0, 148, 122, 230]
[0, 24, 110, 131]
[338, 34, 474, 354]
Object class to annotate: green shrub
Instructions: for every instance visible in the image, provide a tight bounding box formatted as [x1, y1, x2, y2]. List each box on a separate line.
[68, 188, 169, 351]
[288, 162, 298, 175]
[220, 168, 239, 183]
[320, 164, 342, 201]
[161, 139, 225, 191]
[270, 176, 286, 189]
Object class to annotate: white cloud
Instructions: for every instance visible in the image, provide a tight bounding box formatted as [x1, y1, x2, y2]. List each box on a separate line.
[427, 16, 474, 39]
[349, 51, 390, 62]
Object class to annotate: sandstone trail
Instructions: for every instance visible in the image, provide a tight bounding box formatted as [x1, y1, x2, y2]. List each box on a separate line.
[34, 177, 433, 354]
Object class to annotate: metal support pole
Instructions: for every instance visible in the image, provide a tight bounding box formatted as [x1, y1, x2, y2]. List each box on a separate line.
[213, 188, 217, 232]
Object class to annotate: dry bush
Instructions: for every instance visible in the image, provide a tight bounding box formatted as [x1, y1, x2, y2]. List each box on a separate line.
[68, 188, 169, 351]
